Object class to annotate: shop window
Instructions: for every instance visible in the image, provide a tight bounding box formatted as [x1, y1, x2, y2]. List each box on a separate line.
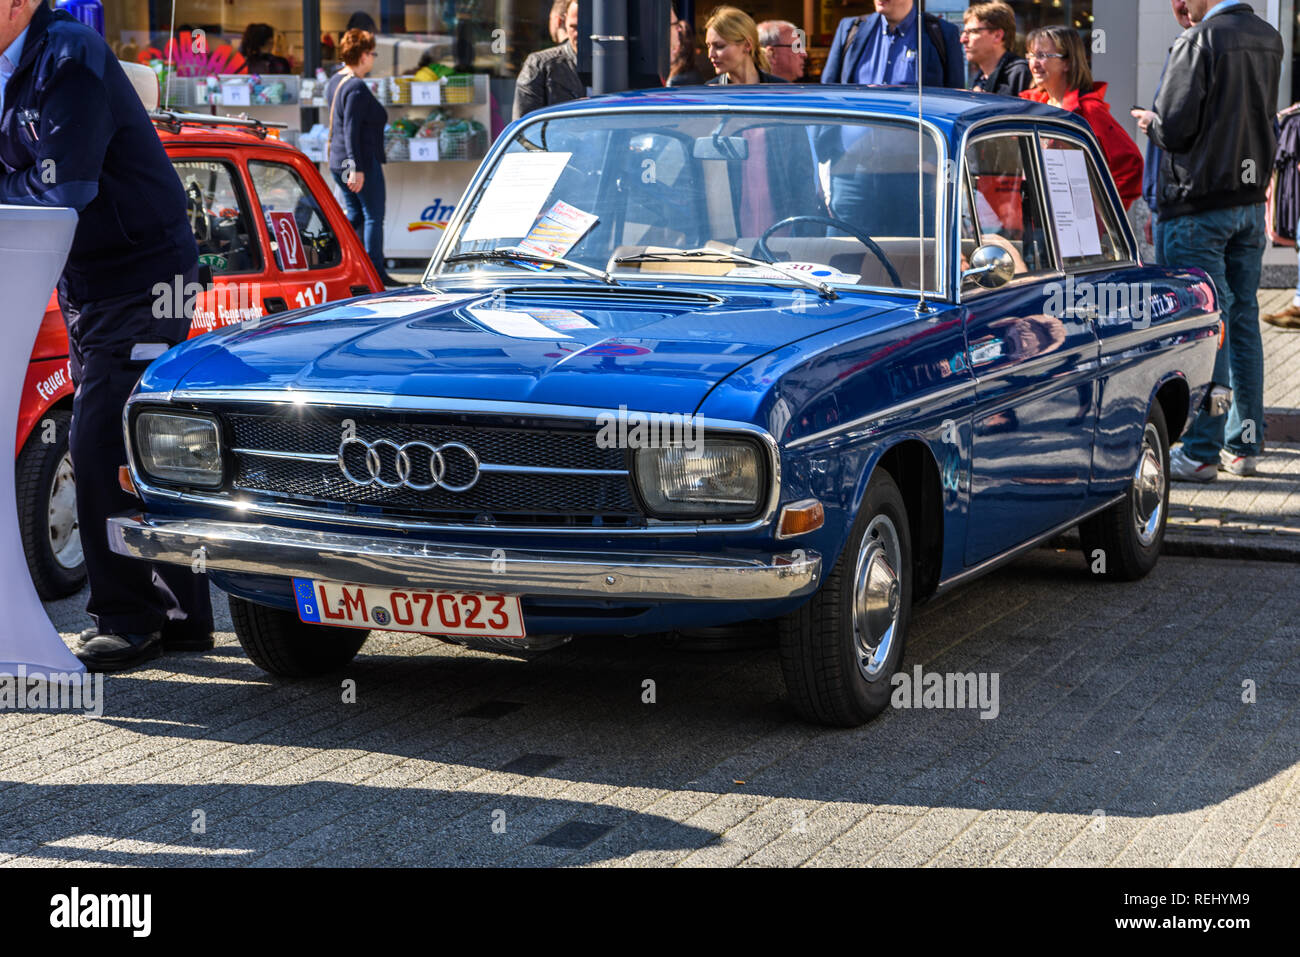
[171, 159, 260, 275]
[248, 160, 342, 270]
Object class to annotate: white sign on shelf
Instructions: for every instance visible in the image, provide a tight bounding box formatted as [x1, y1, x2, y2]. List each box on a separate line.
[221, 83, 251, 106]
[410, 139, 440, 162]
[412, 81, 441, 106]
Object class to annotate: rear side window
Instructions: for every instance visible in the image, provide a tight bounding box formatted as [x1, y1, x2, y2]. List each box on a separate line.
[172, 159, 260, 275]
[248, 160, 342, 270]
[1039, 136, 1130, 271]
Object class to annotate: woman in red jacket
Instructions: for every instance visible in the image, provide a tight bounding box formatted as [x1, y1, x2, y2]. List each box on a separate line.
[1019, 26, 1143, 209]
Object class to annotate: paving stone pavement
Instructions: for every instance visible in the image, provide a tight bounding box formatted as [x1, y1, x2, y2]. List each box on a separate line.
[1142, 290, 1300, 559]
[3, 549, 1297, 867]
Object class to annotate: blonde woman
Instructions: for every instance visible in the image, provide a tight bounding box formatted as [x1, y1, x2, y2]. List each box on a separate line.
[705, 6, 782, 84]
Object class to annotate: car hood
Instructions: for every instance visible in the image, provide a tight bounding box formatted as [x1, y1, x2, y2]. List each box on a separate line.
[152, 285, 899, 415]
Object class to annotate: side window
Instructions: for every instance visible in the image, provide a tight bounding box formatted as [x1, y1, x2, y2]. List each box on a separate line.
[1039, 137, 1129, 270]
[171, 159, 260, 275]
[247, 160, 342, 270]
[961, 134, 1054, 293]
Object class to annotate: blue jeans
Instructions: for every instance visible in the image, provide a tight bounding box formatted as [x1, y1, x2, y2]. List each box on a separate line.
[1162, 203, 1266, 461]
[332, 164, 388, 278]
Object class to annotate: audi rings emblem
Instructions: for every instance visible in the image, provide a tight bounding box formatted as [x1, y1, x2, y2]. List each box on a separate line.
[338, 438, 481, 492]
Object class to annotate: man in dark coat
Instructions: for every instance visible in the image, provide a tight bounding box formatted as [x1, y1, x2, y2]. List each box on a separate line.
[513, 0, 584, 120]
[0, 0, 213, 670]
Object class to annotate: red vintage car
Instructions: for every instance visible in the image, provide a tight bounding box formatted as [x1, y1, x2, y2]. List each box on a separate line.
[18, 111, 383, 598]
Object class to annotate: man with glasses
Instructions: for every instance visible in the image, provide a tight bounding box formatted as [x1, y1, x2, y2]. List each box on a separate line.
[757, 20, 807, 83]
[962, 1, 1030, 97]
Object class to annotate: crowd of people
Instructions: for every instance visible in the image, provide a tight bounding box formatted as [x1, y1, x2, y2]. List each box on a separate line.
[509, 0, 1285, 483]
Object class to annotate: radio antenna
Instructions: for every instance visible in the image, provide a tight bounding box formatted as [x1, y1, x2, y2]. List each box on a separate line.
[165, 0, 177, 107]
[916, 0, 930, 315]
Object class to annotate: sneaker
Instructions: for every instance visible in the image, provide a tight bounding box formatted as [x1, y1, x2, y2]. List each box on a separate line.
[1170, 446, 1218, 483]
[1219, 449, 1258, 476]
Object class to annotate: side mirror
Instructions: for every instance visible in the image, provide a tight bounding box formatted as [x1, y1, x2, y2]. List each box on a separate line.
[962, 244, 1015, 289]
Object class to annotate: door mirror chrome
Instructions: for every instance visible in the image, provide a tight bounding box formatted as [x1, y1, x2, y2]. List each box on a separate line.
[961, 244, 1016, 289]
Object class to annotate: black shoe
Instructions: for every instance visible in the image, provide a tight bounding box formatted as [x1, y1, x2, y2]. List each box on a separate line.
[75, 632, 163, 672]
[77, 626, 213, 653]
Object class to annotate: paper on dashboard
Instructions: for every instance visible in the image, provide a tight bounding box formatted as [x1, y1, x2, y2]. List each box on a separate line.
[461, 152, 572, 241]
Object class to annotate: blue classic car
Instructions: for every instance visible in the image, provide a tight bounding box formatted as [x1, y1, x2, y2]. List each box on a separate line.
[110, 88, 1220, 726]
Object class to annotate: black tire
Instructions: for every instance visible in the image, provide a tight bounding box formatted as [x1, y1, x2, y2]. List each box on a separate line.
[1078, 402, 1169, 582]
[779, 468, 913, 726]
[230, 595, 368, 677]
[16, 409, 86, 599]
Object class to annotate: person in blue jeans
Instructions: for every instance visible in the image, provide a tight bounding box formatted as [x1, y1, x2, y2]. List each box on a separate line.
[326, 27, 397, 287]
[1135, 0, 1282, 481]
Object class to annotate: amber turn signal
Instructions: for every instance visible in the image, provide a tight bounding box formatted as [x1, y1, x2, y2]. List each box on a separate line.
[118, 465, 138, 496]
[777, 499, 824, 538]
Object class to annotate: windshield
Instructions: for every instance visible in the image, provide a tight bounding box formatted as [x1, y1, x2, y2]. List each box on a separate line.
[429, 109, 944, 294]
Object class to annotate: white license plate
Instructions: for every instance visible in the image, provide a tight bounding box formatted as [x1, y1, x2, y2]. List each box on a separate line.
[293, 578, 525, 638]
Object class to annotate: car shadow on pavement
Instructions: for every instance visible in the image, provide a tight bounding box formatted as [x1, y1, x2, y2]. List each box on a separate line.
[0, 782, 718, 866]
[44, 549, 1299, 833]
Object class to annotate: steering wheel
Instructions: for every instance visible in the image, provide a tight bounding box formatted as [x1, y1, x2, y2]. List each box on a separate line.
[756, 215, 903, 288]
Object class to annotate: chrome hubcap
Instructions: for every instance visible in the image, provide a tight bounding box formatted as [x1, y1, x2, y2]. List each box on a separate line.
[1133, 422, 1165, 548]
[48, 452, 83, 570]
[852, 514, 902, 681]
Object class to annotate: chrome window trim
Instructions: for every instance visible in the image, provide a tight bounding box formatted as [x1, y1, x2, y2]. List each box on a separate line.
[426, 104, 952, 302]
[125, 391, 782, 536]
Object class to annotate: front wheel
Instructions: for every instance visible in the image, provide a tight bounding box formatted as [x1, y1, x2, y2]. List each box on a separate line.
[1078, 402, 1169, 581]
[230, 595, 369, 677]
[779, 469, 912, 726]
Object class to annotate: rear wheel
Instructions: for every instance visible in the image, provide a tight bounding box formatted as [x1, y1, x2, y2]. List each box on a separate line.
[1079, 402, 1169, 581]
[16, 409, 86, 599]
[779, 469, 912, 726]
[230, 595, 368, 677]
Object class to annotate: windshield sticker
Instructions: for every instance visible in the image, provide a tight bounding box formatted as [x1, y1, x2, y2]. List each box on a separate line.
[461, 152, 572, 241]
[1041, 148, 1103, 259]
[466, 306, 573, 339]
[517, 201, 600, 261]
[726, 261, 860, 284]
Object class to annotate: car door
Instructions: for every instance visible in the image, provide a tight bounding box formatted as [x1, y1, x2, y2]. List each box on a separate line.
[961, 128, 1100, 566]
[168, 155, 275, 334]
[1034, 133, 1148, 504]
[246, 155, 372, 315]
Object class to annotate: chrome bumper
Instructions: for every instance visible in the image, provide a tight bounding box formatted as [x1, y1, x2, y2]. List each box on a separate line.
[106, 515, 821, 602]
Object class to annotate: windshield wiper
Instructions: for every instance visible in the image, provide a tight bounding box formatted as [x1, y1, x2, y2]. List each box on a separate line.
[613, 247, 839, 300]
[443, 248, 620, 285]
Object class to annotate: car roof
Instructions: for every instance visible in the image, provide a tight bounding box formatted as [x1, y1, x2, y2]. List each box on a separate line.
[529, 85, 1095, 141]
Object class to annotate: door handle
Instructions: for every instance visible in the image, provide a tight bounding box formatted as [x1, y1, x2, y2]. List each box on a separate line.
[263, 297, 289, 314]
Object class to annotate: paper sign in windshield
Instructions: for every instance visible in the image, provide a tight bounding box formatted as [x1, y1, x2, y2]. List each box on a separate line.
[1041, 148, 1103, 259]
[461, 152, 572, 241]
[727, 261, 860, 284]
[529, 307, 596, 331]
[517, 201, 599, 261]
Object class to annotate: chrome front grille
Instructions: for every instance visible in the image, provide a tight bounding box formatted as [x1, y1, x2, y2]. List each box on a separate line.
[221, 409, 644, 527]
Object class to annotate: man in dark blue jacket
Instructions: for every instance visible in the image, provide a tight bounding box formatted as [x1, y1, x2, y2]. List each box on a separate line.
[821, 0, 964, 89]
[0, 0, 213, 670]
[818, 0, 962, 232]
